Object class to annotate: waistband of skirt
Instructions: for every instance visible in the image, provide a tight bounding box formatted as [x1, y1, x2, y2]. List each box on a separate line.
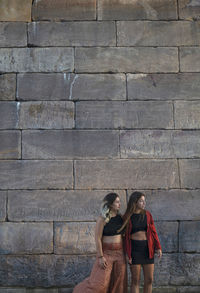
[102, 242, 123, 250]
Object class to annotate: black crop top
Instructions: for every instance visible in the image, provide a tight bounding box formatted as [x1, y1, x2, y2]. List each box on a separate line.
[131, 213, 147, 234]
[103, 214, 123, 236]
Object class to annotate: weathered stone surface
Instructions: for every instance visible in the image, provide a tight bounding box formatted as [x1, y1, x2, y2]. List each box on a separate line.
[179, 0, 200, 20]
[75, 159, 179, 189]
[54, 222, 96, 254]
[0, 0, 32, 21]
[0, 131, 21, 159]
[154, 222, 178, 252]
[0, 223, 53, 254]
[141, 189, 200, 221]
[0, 74, 16, 101]
[75, 47, 178, 73]
[59, 289, 73, 293]
[19, 102, 74, 129]
[76, 101, 173, 129]
[177, 287, 200, 293]
[180, 47, 200, 72]
[98, 0, 177, 20]
[32, 0, 96, 21]
[8, 190, 126, 221]
[174, 101, 200, 129]
[0, 22, 27, 47]
[28, 22, 115, 47]
[0, 102, 19, 129]
[22, 130, 119, 159]
[0, 48, 73, 72]
[127, 73, 200, 100]
[179, 221, 200, 252]
[179, 159, 200, 188]
[0, 191, 6, 221]
[0, 160, 73, 189]
[120, 130, 200, 158]
[0, 289, 26, 293]
[151, 288, 177, 293]
[117, 21, 200, 46]
[27, 290, 58, 293]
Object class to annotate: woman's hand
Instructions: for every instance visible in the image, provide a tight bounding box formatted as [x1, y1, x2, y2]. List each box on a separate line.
[126, 255, 132, 265]
[156, 249, 162, 258]
[98, 256, 108, 269]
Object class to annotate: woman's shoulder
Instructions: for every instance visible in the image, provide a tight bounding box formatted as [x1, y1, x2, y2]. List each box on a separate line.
[145, 210, 152, 217]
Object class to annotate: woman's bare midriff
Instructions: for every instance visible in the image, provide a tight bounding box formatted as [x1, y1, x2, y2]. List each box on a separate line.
[131, 231, 147, 240]
[102, 235, 123, 244]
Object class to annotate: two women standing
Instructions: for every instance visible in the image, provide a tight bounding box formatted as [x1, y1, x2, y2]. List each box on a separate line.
[73, 191, 162, 293]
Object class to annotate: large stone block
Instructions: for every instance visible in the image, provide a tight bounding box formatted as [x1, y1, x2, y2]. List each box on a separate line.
[0, 223, 53, 254]
[54, 222, 96, 254]
[0, 131, 21, 159]
[140, 189, 200, 221]
[0, 160, 73, 189]
[0, 102, 19, 129]
[179, 0, 200, 20]
[0, 48, 73, 73]
[179, 221, 200, 252]
[75, 47, 178, 73]
[177, 287, 200, 293]
[0, 74, 16, 101]
[8, 190, 126, 221]
[75, 159, 179, 189]
[76, 101, 173, 129]
[0, 191, 6, 221]
[19, 102, 74, 129]
[0, 23, 27, 47]
[127, 73, 200, 100]
[28, 22, 115, 47]
[179, 159, 200, 188]
[154, 222, 178, 252]
[22, 130, 119, 159]
[174, 101, 200, 129]
[32, 0, 96, 21]
[180, 47, 200, 72]
[27, 290, 58, 293]
[0, 289, 26, 293]
[0, 0, 32, 21]
[117, 21, 200, 46]
[98, 0, 177, 20]
[120, 130, 200, 158]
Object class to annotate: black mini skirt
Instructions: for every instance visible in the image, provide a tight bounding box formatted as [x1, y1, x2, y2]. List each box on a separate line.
[131, 240, 154, 265]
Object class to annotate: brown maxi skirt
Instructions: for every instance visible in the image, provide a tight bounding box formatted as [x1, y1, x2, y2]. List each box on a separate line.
[73, 242, 127, 293]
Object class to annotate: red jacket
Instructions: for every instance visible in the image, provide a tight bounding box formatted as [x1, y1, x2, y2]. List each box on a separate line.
[125, 210, 161, 260]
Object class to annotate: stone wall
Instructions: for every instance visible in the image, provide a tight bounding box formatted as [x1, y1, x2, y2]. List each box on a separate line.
[0, 0, 200, 292]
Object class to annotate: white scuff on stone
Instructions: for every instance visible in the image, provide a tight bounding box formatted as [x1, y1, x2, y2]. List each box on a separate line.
[69, 74, 78, 100]
[130, 74, 148, 80]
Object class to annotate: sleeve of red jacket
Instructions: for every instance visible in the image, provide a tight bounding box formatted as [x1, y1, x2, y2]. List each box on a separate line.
[150, 213, 162, 250]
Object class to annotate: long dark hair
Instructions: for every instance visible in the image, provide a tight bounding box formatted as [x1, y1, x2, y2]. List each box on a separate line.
[101, 193, 119, 223]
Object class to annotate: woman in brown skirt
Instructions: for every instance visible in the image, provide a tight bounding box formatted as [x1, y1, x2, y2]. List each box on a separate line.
[73, 193, 127, 293]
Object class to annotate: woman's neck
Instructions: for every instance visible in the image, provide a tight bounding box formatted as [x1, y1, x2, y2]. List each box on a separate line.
[134, 209, 142, 214]
[110, 210, 117, 217]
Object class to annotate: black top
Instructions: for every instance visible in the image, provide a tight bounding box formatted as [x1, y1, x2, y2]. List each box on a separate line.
[131, 213, 147, 234]
[103, 214, 123, 236]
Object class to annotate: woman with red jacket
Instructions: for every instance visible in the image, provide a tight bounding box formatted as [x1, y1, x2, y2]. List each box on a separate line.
[119, 191, 162, 293]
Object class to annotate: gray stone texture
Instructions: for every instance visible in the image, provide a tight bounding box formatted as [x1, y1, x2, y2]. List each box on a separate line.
[75, 47, 178, 73]
[0, 74, 16, 101]
[28, 22, 116, 47]
[117, 21, 200, 46]
[0, 22, 27, 47]
[179, 0, 200, 20]
[180, 47, 200, 72]
[0, 131, 21, 159]
[0, 0, 32, 21]
[54, 222, 96, 254]
[0, 191, 6, 221]
[0, 48, 73, 72]
[120, 130, 200, 158]
[0, 102, 19, 129]
[177, 287, 200, 293]
[98, 0, 178, 20]
[22, 130, 119, 159]
[179, 221, 200, 252]
[127, 73, 200, 100]
[76, 101, 173, 129]
[179, 159, 200, 188]
[19, 102, 74, 129]
[0, 223, 53, 254]
[0, 160, 73, 189]
[32, 0, 96, 21]
[75, 159, 179, 189]
[174, 101, 200, 129]
[154, 221, 178, 252]
[27, 290, 58, 293]
[8, 190, 126, 221]
[0, 289, 26, 293]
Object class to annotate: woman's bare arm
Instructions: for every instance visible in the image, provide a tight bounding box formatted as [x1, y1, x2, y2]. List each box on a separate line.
[95, 216, 105, 257]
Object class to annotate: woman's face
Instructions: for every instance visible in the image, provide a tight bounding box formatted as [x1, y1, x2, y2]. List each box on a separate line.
[111, 197, 121, 211]
[136, 195, 146, 210]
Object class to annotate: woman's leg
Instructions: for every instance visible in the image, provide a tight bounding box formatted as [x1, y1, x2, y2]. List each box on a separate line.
[142, 264, 154, 293]
[130, 264, 141, 293]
